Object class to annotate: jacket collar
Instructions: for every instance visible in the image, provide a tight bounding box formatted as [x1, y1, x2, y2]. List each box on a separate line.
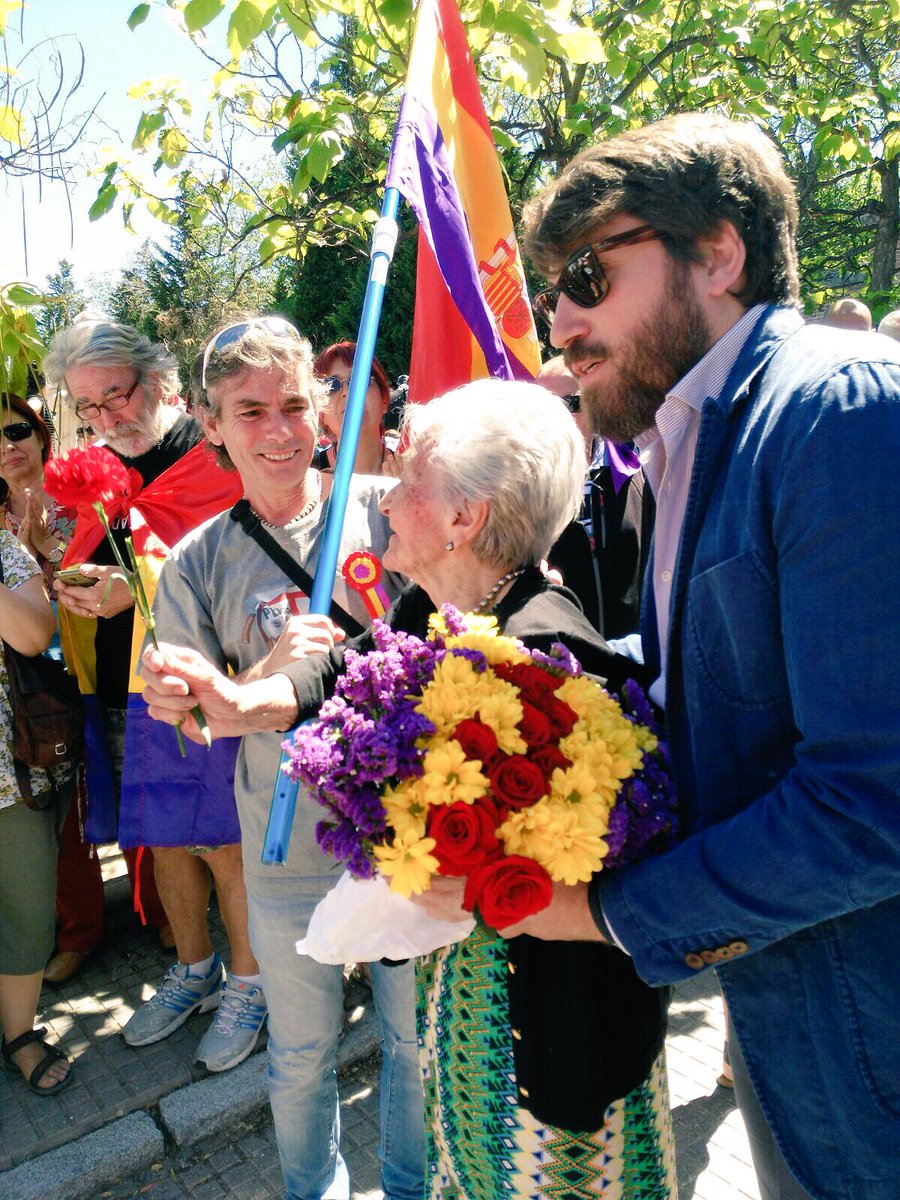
[704, 304, 805, 419]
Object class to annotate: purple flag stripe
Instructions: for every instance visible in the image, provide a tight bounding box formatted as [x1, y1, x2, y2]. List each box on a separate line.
[387, 93, 514, 380]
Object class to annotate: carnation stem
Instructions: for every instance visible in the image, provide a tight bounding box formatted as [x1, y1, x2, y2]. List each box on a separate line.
[90, 502, 210, 757]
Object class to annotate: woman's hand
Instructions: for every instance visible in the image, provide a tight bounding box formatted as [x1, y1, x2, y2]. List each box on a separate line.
[410, 875, 470, 924]
[18, 489, 60, 562]
[54, 564, 135, 619]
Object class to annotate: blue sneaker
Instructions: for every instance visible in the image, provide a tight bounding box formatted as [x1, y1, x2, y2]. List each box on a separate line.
[122, 954, 223, 1047]
[194, 978, 267, 1072]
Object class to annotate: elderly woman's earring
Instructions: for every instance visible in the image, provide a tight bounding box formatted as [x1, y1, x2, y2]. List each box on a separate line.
[445, 540, 455, 552]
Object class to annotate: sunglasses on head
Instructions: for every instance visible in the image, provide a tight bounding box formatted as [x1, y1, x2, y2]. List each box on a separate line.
[200, 316, 302, 390]
[1, 420, 35, 442]
[533, 225, 664, 329]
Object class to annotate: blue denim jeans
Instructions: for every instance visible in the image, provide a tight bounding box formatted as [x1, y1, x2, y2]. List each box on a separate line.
[246, 874, 425, 1200]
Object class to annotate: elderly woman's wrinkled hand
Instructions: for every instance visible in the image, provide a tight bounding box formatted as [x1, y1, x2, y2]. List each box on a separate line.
[409, 875, 470, 924]
[54, 564, 135, 619]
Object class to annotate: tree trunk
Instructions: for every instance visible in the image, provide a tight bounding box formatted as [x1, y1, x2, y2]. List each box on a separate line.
[871, 157, 899, 296]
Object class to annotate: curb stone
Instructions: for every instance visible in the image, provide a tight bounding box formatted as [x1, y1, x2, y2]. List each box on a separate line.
[0, 1111, 164, 1200]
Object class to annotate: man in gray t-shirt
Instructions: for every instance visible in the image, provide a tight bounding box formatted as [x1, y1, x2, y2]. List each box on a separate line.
[141, 318, 424, 1200]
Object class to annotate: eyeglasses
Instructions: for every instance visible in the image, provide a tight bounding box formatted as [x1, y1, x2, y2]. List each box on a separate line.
[562, 394, 581, 414]
[0, 420, 35, 442]
[533, 225, 664, 329]
[201, 316, 301, 390]
[74, 378, 140, 422]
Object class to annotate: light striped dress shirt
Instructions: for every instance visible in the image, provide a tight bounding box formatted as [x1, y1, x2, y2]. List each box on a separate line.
[635, 305, 767, 709]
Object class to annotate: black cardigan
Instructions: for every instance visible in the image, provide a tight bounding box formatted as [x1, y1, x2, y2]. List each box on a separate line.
[287, 568, 668, 1130]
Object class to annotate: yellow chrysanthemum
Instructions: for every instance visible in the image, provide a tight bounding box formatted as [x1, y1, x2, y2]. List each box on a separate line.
[419, 739, 489, 806]
[475, 684, 526, 754]
[445, 632, 531, 667]
[550, 759, 619, 809]
[415, 655, 493, 733]
[373, 831, 440, 897]
[499, 799, 608, 883]
[381, 779, 431, 839]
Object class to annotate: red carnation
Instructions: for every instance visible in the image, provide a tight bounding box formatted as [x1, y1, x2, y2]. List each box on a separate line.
[452, 718, 500, 768]
[489, 755, 547, 809]
[530, 744, 571, 783]
[463, 854, 553, 929]
[517, 700, 552, 748]
[428, 796, 502, 876]
[44, 445, 133, 511]
[544, 697, 579, 739]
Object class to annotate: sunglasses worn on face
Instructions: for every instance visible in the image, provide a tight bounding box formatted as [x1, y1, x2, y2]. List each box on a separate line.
[1, 420, 35, 442]
[533, 225, 664, 329]
[74, 377, 140, 422]
[201, 316, 302, 390]
[321, 373, 375, 396]
[562, 394, 582, 414]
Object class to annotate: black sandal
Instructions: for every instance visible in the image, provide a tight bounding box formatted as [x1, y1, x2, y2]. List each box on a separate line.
[1, 1027, 73, 1096]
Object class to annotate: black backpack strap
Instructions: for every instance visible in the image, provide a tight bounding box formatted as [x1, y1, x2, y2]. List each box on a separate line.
[229, 499, 365, 637]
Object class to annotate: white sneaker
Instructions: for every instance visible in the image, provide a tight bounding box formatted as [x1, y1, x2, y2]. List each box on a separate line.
[123, 955, 223, 1047]
[194, 978, 267, 1073]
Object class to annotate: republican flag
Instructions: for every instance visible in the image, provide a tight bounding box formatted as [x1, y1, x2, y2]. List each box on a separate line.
[385, 0, 541, 402]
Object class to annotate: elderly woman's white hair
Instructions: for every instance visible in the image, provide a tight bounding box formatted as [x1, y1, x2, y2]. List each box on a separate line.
[402, 379, 585, 569]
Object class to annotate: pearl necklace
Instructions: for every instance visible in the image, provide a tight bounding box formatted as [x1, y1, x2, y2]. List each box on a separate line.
[473, 568, 526, 614]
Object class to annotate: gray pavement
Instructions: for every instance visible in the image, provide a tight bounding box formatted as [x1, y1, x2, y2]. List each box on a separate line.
[1, 871, 760, 1200]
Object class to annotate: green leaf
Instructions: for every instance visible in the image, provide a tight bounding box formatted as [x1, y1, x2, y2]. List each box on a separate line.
[3, 284, 46, 307]
[0, 103, 24, 147]
[495, 10, 541, 47]
[884, 130, 900, 162]
[184, 0, 227, 34]
[159, 126, 189, 167]
[89, 184, 118, 222]
[132, 111, 166, 151]
[227, 0, 275, 56]
[553, 27, 606, 64]
[127, 4, 150, 32]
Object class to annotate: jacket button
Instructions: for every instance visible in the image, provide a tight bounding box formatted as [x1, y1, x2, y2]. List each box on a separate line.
[684, 952, 704, 969]
[700, 949, 718, 964]
[511, 1028, 523, 1041]
[728, 940, 749, 955]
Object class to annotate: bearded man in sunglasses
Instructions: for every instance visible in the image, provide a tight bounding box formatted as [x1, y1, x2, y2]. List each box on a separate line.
[507, 114, 900, 1200]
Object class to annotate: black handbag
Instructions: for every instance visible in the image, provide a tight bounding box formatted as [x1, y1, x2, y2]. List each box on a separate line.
[0, 547, 83, 809]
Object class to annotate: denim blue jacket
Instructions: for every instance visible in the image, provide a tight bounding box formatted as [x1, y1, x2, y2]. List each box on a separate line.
[600, 306, 900, 1199]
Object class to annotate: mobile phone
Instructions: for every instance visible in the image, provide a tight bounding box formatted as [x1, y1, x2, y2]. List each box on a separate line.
[53, 566, 99, 588]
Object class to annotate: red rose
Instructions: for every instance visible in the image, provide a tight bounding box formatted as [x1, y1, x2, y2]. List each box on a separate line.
[530, 744, 571, 782]
[44, 445, 134, 510]
[452, 718, 500, 767]
[517, 700, 552, 748]
[544, 697, 578, 739]
[494, 662, 560, 703]
[463, 854, 553, 929]
[428, 796, 502, 876]
[489, 755, 547, 809]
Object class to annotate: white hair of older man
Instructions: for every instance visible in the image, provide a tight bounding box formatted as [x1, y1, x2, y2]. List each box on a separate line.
[402, 378, 585, 570]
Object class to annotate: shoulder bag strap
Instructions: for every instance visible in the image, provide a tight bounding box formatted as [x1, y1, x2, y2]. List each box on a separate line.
[229, 499, 365, 637]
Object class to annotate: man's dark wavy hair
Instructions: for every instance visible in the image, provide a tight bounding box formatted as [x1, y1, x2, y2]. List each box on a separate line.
[524, 112, 800, 308]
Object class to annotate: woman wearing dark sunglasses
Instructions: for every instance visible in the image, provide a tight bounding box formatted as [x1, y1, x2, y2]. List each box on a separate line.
[0, 396, 76, 587]
[313, 341, 400, 477]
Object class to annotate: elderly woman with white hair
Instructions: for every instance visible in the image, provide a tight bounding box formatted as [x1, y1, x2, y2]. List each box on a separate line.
[284, 379, 673, 1199]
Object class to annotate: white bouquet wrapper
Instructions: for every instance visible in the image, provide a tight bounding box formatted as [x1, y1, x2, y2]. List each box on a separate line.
[296, 871, 475, 965]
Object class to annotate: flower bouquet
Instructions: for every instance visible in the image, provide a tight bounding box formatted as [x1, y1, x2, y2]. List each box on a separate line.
[284, 607, 677, 963]
[45, 443, 209, 755]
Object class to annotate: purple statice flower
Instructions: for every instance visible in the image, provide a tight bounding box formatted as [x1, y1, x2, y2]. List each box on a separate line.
[439, 604, 469, 636]
[449, 646, 489, 672]
[528, 641, 581, 677]
[317, 820, 379, 879]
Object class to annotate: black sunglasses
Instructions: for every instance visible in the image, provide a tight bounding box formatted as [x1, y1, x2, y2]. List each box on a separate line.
[1, 420, 35, 442]
[562, 394, 581, 414]
[533, 225, 664, 329]
[321, 372, 375, 395]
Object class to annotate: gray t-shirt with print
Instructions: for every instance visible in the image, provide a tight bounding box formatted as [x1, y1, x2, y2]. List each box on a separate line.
[152, 477, 401, 883]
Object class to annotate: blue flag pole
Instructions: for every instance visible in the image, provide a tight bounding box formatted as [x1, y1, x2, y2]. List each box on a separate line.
[261, 187, 402, 864]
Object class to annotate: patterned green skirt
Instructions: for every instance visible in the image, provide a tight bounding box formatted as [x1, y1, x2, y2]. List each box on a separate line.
[416, 922, 676, 1200]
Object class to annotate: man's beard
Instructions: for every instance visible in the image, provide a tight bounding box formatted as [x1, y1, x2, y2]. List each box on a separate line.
[569, 261, 712, 443]
[103, 400, 170, 458]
